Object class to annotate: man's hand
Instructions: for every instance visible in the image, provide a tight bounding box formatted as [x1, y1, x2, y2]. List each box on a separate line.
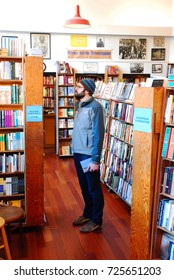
[88, 162, 100, 172]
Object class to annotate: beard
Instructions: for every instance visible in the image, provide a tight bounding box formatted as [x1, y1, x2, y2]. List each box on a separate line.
[74, 90, 85, 100]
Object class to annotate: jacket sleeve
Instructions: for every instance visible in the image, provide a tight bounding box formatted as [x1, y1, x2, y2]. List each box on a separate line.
[91, 105, 105, 163]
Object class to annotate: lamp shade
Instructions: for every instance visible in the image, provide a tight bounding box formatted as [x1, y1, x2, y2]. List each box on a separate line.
[64, 5, 91, 28]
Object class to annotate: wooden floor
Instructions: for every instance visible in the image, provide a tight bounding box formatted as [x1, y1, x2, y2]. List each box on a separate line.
[10, 153, 131, 260]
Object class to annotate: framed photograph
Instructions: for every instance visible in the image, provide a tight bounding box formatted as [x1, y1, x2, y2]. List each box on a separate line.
[30, 33, 51, 59]
[153, 37, 165, 47]
[96, 36, 105, 48]
[152, 64, 163, 73]
[130, 63, 144, 73]
[119, 38, 147, 59]
[83, 62, 98, 73]
[151, 48, 165, 61]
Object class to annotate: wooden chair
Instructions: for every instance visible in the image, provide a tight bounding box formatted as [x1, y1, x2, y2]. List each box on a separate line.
[0, 217, 11, 260]
[0, 206, 25, 245]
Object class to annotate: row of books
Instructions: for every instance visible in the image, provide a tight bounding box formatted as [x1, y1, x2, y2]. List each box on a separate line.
[1, 36, 25, 57]
[59, 129, 73, 139]
[110, 119, 133, 145]
[161, 126, 174, 159]
[104, 166, 132, 205]
[0, 152, 25, 173]
[58, 119, 74, 128]
[58, 75, 74, 86]
[110, 101, 134, 123]
[106, 149, 133, 181]
[43, 98, 54, 108]
[43, 75, 55, 85]
[60, 145, 72, 156]
[58, 108, 74, 118]
[0, 177, 24, 196]
[162, 166, 174, 196]
[0, 110, 24, 128]
[43, 87, 54, 98]
[95, 78, 166, 101]
[94, 80, 137, 100]
[59, 97, 74, 106]
[108, 135, 133, 162]
[0, 132, 24, 151]
[0, 85, 23, 104]
[157, 198, 174, 232]
[58, 86, 74, 96]
[0, 61, 22, 80]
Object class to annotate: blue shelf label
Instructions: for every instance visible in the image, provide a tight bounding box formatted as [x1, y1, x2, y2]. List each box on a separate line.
[26, 105, 42, 122]
[133, 108, 152, 133]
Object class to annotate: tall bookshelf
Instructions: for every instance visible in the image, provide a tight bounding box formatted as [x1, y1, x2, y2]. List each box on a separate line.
[151, 87, 174, 260]
[0, 55, 44, 226]
[43, 72, 56, 152]
[101, 98, 134, 206]
[130, 86, 164, 259]
[55, 72, 75, 156]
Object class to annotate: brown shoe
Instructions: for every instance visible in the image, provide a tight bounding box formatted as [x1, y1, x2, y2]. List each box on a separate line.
[72, 216, 90, 226]
[80, 221, 101, 233]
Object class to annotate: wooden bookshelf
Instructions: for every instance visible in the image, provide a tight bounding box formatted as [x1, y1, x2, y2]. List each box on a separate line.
[24, 56, 44, 226]
[0, 56, 44, 226]
[130, 87, 164, 259]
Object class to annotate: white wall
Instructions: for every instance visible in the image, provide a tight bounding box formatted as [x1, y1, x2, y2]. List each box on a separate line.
[1, 0, 174, 75]
[0, 0, 173, 33]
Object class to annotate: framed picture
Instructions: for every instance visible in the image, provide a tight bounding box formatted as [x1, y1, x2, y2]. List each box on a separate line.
[30, 33, 51, 59]
[153, 37, 165, 47]
[83, 62, 98, 73]
[96, 36, 105, 48]
[130, 63, 144, 73]
[119, 38, 147, 59]
[151, 48, 165, 61]
[152, 64, 163, 73]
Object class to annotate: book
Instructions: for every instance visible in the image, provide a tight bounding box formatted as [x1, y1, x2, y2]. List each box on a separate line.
[164, 94, 174, 123]
[168, 241, 174, 259]
[166, 127, 174, 159]
[161, 127, 171, 158]
[160, 232, 174, 259]
[80, 157, 92, 173]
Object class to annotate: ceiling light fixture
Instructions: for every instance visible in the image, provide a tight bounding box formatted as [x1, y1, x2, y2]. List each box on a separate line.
[64, 5, 91, 29]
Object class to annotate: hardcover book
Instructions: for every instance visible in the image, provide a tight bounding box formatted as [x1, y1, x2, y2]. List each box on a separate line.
[80, 157, 92, 173]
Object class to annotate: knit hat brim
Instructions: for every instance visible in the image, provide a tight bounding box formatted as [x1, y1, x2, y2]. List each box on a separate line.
[80, 79, 96, 96]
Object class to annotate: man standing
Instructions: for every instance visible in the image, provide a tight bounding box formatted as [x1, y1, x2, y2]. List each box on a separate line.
[72, 79, 105, 233]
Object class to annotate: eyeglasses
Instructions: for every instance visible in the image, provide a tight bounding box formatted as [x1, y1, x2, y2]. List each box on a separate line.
[76, 85, 84, 89]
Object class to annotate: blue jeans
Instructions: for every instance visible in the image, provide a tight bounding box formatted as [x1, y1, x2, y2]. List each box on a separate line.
[73, 153, 104, 225]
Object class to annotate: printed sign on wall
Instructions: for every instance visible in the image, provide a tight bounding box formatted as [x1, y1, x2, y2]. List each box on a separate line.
[67, 49, 112, 59]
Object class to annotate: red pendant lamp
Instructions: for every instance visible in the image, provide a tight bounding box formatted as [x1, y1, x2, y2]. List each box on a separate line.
[64, 5, 91, 28]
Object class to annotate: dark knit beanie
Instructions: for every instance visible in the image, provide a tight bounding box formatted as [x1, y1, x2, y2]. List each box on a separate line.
[80, 79, 96, 96]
